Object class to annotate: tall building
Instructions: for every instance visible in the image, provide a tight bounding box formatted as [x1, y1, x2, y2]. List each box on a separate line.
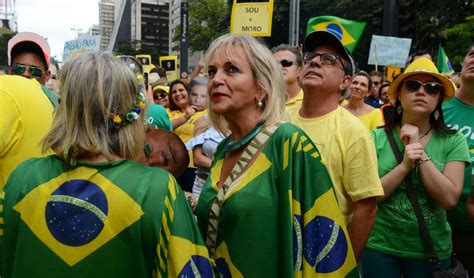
[169, 0, 181, 55]
[78, 24, 101, 39]
[99, 0, 115, 50]
[0, 0, 16, 33]
[108, 0, 169, 57]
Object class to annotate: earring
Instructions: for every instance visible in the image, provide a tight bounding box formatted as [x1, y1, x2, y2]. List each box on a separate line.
[397, 105, 403, 114]
[257, 99, 263, 107]
[434, 110, 439, 120]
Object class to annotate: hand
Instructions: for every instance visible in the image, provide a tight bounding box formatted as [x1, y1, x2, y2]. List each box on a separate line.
[400, 124, 420, 145]
[402, 142, 424, 170]
[184, 106, 197, 120]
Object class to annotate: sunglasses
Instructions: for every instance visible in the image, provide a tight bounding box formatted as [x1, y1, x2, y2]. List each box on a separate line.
[154, 91, 168, 99]
[11, 64, 43, 79]
[279, 59, 295, 68]
[403, 79, 443, 96]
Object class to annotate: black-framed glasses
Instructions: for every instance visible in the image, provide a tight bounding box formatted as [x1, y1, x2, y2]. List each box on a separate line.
[303, 52, 341, 65]
[279, 59, 295, 68]
[403, 79, 443, 96]
[11, 64, 43, 79]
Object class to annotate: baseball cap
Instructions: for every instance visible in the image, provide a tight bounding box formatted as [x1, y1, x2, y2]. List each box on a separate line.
[8, 32, 51, 68]
[303, 30, 355, 76]
[388, 57, 456, 102]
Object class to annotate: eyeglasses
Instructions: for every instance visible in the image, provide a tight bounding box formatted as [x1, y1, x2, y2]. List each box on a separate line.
[279, 59, 295, 68]
[11, 64, 43, 79]
[403, 79, 443, 96]
[303, 52, 341, 65]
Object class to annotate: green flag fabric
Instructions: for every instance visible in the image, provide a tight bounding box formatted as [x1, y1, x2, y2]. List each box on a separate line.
[437, 45, 455, 74]
[306, 15, 366, 53]
[1, 156, 213, 277]
[196, 123, 359, 277]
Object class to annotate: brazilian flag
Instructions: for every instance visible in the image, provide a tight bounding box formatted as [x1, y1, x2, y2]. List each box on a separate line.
[437, 45, 454, 74]
[306, 15, 366, 53]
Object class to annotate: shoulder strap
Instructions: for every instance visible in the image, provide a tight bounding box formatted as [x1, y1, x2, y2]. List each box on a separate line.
[384, 128, 440, 265]
[206, 123, 280, 257]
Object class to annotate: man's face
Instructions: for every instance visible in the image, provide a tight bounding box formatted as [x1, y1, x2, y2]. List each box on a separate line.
[273, 50, 300, 85]
[370, 75, 382, 97]
[461, 46, 474, 83]
[299, 45, 351, 95]
[10, 52, 49, 84]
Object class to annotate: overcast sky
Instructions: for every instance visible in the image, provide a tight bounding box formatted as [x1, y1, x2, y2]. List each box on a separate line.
[16, 0, 99, 61]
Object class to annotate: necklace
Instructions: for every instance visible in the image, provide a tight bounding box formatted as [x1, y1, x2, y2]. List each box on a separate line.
[419, 126, 432, 141]
[225, 122, 264, 153]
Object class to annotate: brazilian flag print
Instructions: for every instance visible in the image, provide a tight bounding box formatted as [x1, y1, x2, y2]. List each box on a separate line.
[306, 15, 366, 53]
[1, 156, 213, 277]
[196, 123, 358, 277]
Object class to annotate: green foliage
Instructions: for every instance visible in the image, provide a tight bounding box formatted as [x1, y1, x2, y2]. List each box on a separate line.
[0, 33, 15, 66]
[172, 0, 230, 53]
[115, 40, 166, 66]
[444, 15, 474, 72]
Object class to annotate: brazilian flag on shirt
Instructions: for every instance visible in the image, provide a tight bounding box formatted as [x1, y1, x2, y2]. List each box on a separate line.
[0, 156, 213, 277]
[306, 15, 366, 53]
[196, 123, 358, 277]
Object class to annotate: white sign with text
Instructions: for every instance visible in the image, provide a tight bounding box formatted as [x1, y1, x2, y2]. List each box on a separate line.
[368, 35, 412, 68]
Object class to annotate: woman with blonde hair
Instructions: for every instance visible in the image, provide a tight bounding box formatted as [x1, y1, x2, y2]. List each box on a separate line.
[1, 52, 211, 277]
[195, 34, 357, 276]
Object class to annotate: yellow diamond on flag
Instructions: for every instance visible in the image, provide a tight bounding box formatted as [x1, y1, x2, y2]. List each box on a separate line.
[312, 20, 355, 47]
[13, 167, 144, 266]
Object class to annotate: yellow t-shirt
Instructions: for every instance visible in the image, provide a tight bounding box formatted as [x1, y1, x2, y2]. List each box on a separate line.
[168, 109, 208, 167]
[357, 109, 385, 131]
[285, 89, 303, 110]
[288, 106, 384, 224]
[0, 76, 55, 188]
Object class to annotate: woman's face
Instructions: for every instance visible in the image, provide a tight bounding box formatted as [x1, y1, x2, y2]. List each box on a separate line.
[190, 85, 208, 111]
[170, 83, 189, 110]
[45, 64, 59, 94]
[207, 47, 263, 118]
[349, 75, 370, 101]
[399, 74, 442, 116]
[153, 90, 169, 108]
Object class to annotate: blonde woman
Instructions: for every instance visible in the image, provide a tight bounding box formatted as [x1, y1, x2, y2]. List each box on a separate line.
[1, 53, 211, 277]
[195, 34, 357, 276]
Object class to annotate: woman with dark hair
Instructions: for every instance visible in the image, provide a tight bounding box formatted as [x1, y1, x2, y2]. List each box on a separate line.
[379, 82, 395, 124]
[168, 79, 207, 191]
[344, 71, 384, 130]
[360, 58, 470, 277]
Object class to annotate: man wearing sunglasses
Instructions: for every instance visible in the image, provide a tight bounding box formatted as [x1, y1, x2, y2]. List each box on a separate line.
[443, 44, 474, 273]
[365, 70, 384, 108]
[271, 44, 303, 110]
[288, 30, 384, 262]
[0, 33, 56, 190]
[7, 32, 51, 85]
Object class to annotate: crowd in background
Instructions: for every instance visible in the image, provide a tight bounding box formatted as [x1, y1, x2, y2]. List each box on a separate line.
[0, 29, 473, 277]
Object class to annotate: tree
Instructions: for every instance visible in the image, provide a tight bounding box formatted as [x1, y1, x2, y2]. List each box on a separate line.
[172, 0, 230, 53]
[0, 33, 15, 66]
[444, 14, 474, 72]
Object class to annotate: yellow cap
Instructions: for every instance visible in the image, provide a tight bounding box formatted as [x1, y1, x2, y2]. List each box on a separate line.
[388, 57, 456, 102]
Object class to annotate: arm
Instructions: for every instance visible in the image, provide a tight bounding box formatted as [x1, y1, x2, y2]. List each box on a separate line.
[170, 106, 197, 129]
[193, 146, 212, 169]
[418, 157, 465, 210]
[347, 197, 377, 262]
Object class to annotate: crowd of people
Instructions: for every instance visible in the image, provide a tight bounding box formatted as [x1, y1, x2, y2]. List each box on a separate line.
[0, 29, 473, 277]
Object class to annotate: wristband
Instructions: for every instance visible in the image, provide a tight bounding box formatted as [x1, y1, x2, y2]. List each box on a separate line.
[417, 156, 432, 165]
